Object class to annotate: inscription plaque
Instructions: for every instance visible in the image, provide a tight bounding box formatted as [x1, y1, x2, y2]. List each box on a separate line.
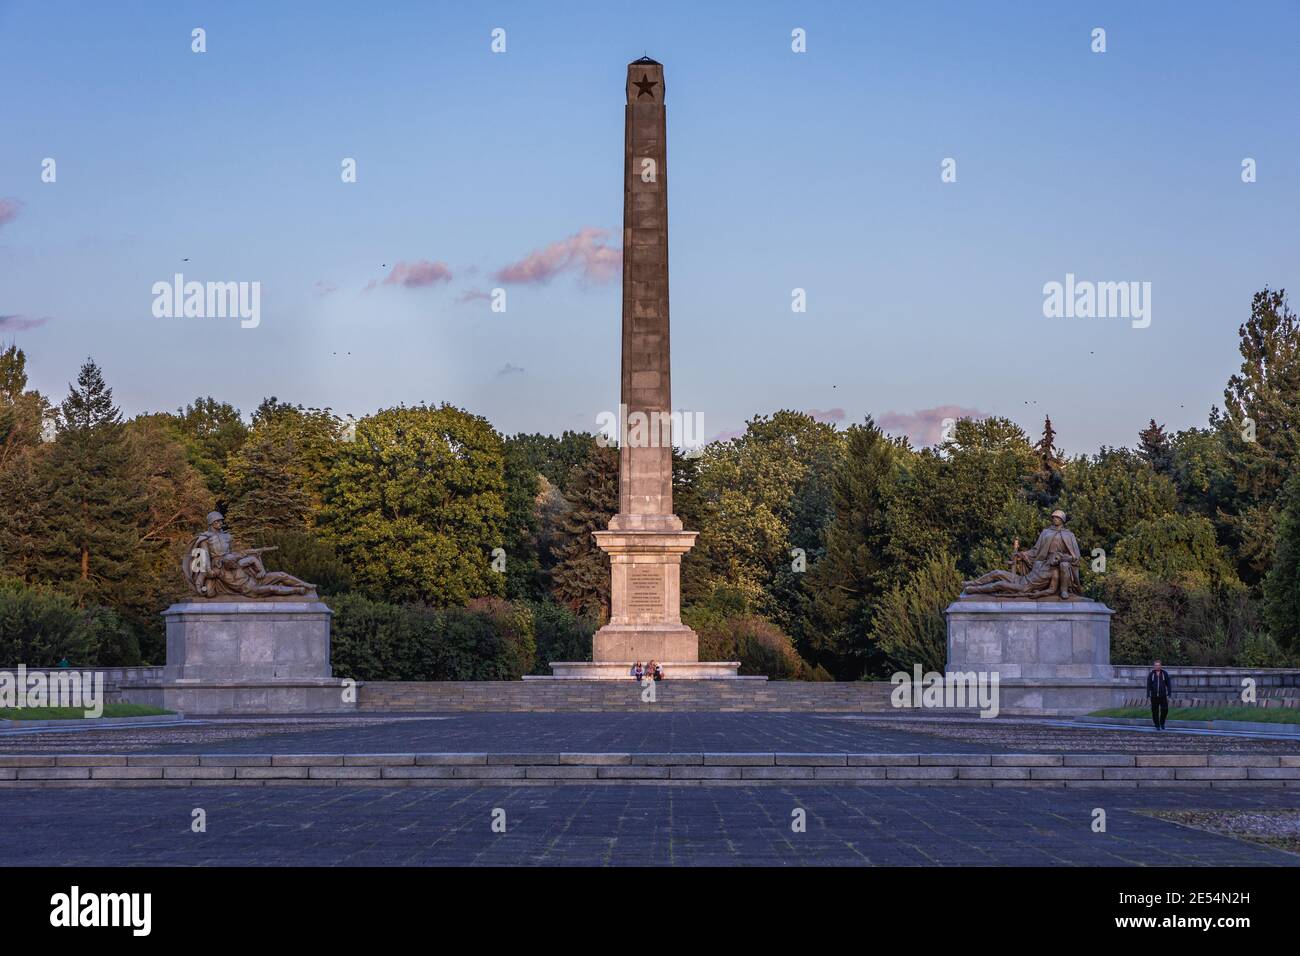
[628, 566, 664, 614]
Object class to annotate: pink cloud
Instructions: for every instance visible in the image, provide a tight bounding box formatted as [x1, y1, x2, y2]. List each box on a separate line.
[806, 407, 845, 424]
[494, 227, 622, 285]
[0, 198, 22, 229]
[878, 405, 989, 446]
[315, 280, 338, 297]
[364, 259, 454, 292]
[457, 289, 492, 305]
[0, 314, 51, 331]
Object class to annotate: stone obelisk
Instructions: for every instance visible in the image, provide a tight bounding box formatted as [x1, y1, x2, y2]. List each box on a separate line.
[588, 58, 707, 668]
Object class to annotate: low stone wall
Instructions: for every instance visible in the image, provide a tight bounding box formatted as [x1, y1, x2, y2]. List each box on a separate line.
[3, 752, 1297, 788]
[359, 680, 897, 712]
[1112, 665, 1300, 690]
[1112, 665, 1300, 709]
[0, 666, 164, 704]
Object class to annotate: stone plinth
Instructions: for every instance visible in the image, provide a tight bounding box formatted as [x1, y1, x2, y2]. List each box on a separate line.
[945, 599, 1128, 715]
[592, 527, 697, 663]
[541, 662, 746, 680]
[121, 601, 356, 715]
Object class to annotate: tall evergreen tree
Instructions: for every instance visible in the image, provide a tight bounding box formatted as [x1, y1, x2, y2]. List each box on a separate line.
[500, 438, 545, 600]
[803, 418, 901, 678]
[550, 444, 618, 621]
[35, 359, 147, 606]
[1211, 288, 1300, 581]
[1264, 470, 1300, 651]
[1029, 414, 1064, 509]
[1138, 418, 1174, 475]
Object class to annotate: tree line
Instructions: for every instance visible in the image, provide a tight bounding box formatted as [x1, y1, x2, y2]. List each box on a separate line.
[2, 287, 1299, 679]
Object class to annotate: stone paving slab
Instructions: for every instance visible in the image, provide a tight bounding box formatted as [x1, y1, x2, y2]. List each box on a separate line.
[0, 785, 1296, 866]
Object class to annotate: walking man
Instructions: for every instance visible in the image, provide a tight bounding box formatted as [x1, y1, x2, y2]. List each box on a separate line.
[1146, 659, 1172, 730]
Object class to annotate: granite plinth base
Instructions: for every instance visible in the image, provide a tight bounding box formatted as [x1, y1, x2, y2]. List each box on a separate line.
[592, 623, 700, 663]
[119, 600, 356, 714]
[945, 599, 1115, 680]
[122, 679, 357, 716]
[992, 679, 1130, 717]
[945, 598, 1124, 716]
[538, 661, 745, 680]
[160, 600, 335, 681]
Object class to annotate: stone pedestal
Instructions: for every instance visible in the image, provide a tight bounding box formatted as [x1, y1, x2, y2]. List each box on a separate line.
[945, 599, 1128, 715]
[121, 600, 357, 715]
[592, 524, 697, 662]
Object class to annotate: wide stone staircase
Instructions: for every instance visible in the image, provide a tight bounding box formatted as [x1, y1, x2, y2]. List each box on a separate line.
[359, 680, 899, 712]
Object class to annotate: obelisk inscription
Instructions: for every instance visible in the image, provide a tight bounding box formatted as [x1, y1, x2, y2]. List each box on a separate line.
[592, 57, 700, 664]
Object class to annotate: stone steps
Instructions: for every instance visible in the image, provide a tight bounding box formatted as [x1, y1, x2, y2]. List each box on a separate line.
[358, 680, 898, 712]
[3, 752, 1298, 788]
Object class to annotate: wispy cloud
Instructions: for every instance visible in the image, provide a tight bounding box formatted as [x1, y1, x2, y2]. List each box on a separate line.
[806, 407, 845, 424]
[457, 289, 493, 305]
[878, 404, 989, 446]
[0, 198, 23, 229]
[363, 259, 454, 292]
[0, 313, 51, 331]
[496, 362, 525, 377]
[315, 280, 338, 297]
[494, 227, 621, 286]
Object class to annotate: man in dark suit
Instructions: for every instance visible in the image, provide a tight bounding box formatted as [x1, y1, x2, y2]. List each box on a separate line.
[1146, 660, 1172, 730]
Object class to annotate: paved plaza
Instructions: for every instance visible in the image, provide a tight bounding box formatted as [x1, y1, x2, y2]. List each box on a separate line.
[1, 783, 1297, 866]
[1, 713, 1298, 866]
[2, 712, 1298, 756]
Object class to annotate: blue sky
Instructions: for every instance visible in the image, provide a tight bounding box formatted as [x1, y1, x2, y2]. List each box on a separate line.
[2, 0, 1297, 453]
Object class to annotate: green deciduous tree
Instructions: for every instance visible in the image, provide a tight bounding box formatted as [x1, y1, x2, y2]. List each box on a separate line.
[320, 404, 506, 606]
[689, 411, 843, 628]
[1058, 447, 1179, 558]
[225, 401, 342, 538]
[169, 397, 248, 498]
[1112, 513, 1238, 588]
[869, 552, 964, 674]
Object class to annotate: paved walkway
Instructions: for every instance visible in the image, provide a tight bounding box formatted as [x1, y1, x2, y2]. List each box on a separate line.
[4, 713, 1299, 757]
[1, 785, 1296, 866]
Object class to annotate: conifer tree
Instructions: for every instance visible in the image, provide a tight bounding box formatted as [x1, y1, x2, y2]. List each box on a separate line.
[1264, 470, 1300, 651]
[1029, 414, 1064, 509]
[1138, 419, 1174, 475]
[550, 444, 618, 621]
[36, 359, 147, 606]
[803, 418, 901, 678]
